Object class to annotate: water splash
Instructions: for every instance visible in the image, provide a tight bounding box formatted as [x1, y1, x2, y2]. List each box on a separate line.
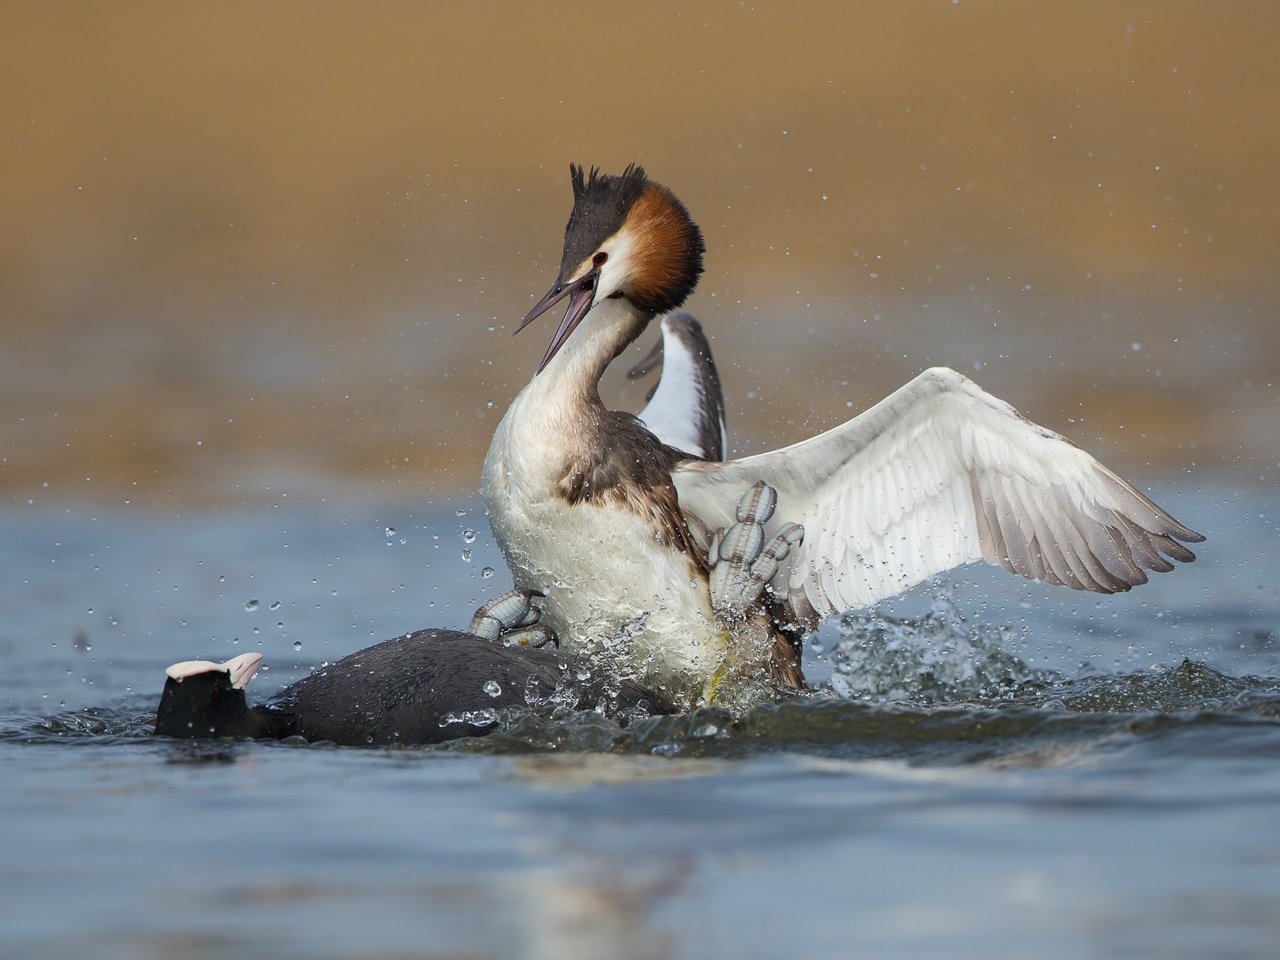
[823, 592, 1057, 704]
[7, 664, 1280, 768]
[439, 708, 499, 728]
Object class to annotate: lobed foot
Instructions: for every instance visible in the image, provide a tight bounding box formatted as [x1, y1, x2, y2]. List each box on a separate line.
[469, 588, 558, 648]
[708, 481, 804, 623]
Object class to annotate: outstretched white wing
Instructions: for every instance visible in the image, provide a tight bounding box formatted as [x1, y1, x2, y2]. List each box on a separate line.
[672, 367, 1203, 626]
[632, 312, 727, 461]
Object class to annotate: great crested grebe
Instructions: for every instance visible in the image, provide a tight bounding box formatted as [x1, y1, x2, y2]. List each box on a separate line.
[482, 164, 1203, 709]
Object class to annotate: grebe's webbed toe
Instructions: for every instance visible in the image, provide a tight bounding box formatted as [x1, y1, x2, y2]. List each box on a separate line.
[709, 481, 804, 624]
[469, 587, 558, 648]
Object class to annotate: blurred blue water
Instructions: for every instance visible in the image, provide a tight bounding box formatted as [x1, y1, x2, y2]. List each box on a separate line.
[1, 484, 1278, 960]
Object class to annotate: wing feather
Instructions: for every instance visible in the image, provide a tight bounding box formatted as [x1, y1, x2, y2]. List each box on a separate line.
[672, 367, 1203, 627]
[1097, 524, 1147, 584]
[633, 312, 727, 461]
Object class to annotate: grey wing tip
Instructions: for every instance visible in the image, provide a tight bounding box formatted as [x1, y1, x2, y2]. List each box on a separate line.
[662, 311, 714, 356]
[1153, 506, 1205, 546]
[1137, 484, 1207, 547]
[1153, 535, 1198, 564]
[663, 310, 705, 335]
[1121, 480, 1207, 554]
[1129, 526, 1199, 577]
[1155, 520, 1205, 558]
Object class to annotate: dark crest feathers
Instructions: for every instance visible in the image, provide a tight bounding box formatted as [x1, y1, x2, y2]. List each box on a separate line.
[557, 163, 704, 317]
[558, 164, 651, 285]
[568, 163, 647, 204]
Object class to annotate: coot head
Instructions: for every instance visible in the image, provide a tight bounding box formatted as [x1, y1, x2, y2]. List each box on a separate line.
[154, 653, 269, 739]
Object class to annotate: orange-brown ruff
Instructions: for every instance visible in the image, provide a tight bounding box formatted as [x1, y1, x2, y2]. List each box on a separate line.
[617, 184, 705, 316]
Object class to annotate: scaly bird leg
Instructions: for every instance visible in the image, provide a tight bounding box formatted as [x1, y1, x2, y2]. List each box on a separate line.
[703, 481, 804, 706]
[469, 588, 558, 648]
[708, 481, 804, 623]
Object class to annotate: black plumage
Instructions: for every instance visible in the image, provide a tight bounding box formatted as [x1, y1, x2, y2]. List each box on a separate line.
[155, 629, 671, 746]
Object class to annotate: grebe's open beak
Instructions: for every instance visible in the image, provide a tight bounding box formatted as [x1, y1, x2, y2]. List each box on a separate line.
[514, 266, 600, 374]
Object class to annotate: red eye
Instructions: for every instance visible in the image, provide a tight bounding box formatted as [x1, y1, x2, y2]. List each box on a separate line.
[593, 252, 608, 266]
[210, 687, 221, 702]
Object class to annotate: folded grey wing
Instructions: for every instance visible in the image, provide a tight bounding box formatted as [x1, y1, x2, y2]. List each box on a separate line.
[672, 367, 1204, 626]
[632, 312, 727, 461]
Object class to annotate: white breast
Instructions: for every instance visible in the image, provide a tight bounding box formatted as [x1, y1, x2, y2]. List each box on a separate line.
[482, 387, 722, 704]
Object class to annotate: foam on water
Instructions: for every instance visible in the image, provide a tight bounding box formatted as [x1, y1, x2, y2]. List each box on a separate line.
[821, 591, 1058, 704]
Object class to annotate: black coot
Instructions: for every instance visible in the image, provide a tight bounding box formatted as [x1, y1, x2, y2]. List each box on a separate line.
[155, 628, 671, 745]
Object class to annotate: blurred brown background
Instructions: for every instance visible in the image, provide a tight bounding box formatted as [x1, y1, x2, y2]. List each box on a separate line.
[2, 2, 1276, 507]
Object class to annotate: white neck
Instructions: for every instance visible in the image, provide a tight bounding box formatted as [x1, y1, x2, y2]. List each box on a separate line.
[521, 296, 652, 413]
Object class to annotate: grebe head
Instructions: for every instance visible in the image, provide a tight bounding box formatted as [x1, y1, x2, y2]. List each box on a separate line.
[515, 164, 704, 374]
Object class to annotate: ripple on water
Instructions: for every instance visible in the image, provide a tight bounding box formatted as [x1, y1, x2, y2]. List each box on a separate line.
[5, 655, 1278, 770]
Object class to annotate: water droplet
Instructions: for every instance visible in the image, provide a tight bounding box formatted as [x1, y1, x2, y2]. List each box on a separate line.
[481, 566, 495, 579]
[269, 600, 281, 611]
[440, 708, 499, 728]
[384, 526, 396, 539]
[461, 549, 472, 563]
[483, 680, 502, 698]
[462, 529, 477, 543]
[292, 640, 303, 652]
[455, 508, 467, 518]
[244, 599, 259, 612]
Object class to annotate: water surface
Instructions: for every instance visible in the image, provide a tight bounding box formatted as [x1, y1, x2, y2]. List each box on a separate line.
[2, 486, 1277, 959]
